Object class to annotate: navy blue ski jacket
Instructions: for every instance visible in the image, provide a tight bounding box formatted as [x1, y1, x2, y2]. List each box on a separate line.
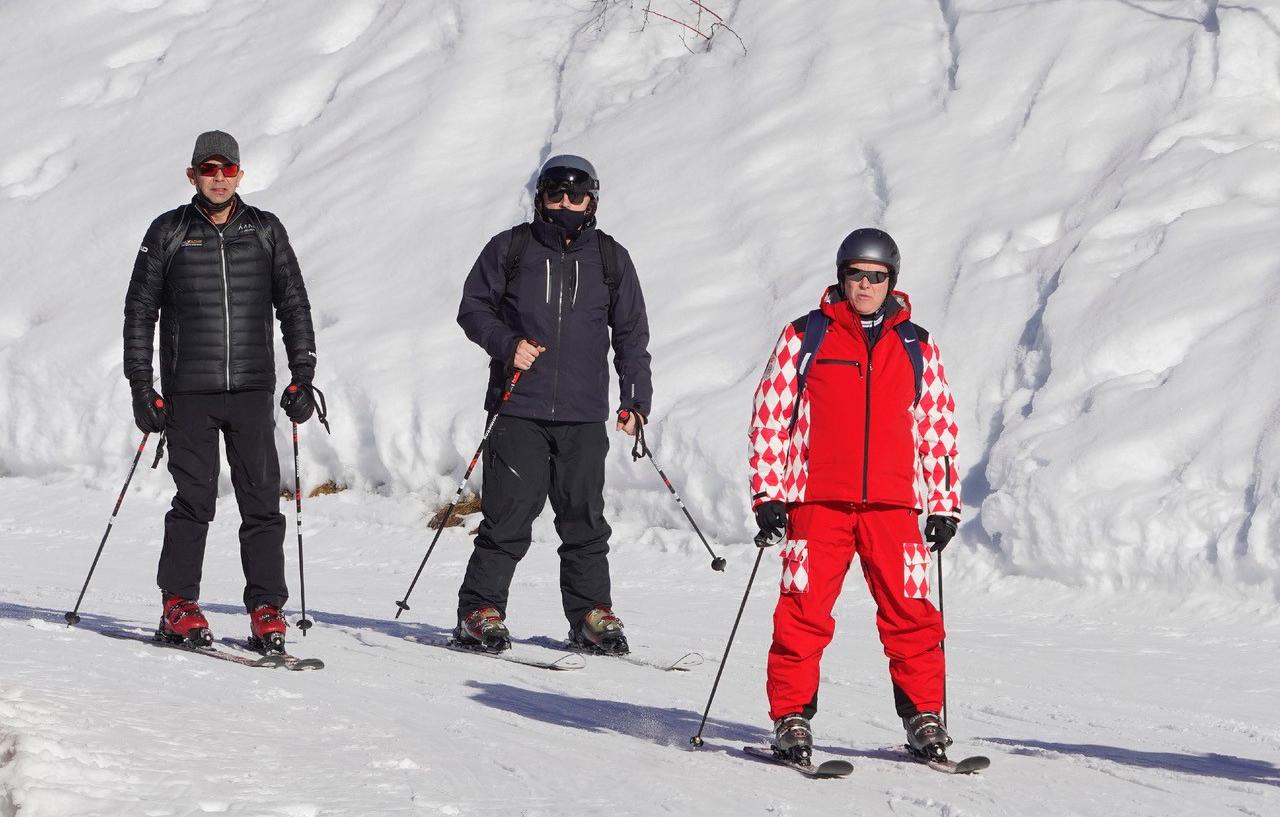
[457, 218, 653, 423]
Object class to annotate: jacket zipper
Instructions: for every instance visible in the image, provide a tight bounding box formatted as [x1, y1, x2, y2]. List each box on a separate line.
[858, 316, 880, 505]
[196, 205, 243, 391]
[816, 358, 862, 371]
[551, 253, 565, 417]
[219, 233, 230, 389]
[862, 356, 873, 504]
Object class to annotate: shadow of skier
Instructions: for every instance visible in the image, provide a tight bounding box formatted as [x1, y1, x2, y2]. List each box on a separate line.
[980, 737, 1280, 787]
[0, 601, 139, 633]
[464, 679, 770, 756]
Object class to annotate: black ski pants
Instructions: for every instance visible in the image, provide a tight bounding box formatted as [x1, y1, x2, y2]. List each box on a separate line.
[457, 415, 612, 629]
[158, 390, 287, 612]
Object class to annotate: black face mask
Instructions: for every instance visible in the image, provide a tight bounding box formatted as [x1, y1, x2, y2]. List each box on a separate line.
[543, 207, 589, 234]
[196, 191, 235, 213]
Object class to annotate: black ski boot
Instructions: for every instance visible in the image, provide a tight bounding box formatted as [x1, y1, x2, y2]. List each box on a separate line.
[569, 607, 629, 655]
[904, 712, 953, 762]
[771, 713, 814, 765]
[453, 607, 511, 653]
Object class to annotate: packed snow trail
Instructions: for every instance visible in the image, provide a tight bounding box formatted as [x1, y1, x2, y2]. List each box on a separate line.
[2, 478, 1278, 816]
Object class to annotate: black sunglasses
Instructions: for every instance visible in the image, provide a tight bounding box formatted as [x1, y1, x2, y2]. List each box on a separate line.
[542, 186, 589, 205]
[840, 267, 891, 285]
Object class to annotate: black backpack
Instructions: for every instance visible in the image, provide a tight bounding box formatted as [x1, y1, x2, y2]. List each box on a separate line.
[789, 309, 927, 432]
[500, 223, 622, 300]
[155, 204, 276, 274]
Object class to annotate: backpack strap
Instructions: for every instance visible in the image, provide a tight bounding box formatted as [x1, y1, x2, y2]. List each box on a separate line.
[500, 224, 622, 298]
[894, 321, 927, 405]
[596, 229, 622, 295]
[158, 205, 192, 275]
[244, 205, 276, 260]
[789, 309, 829, 432]
[502, 223, 532, 283]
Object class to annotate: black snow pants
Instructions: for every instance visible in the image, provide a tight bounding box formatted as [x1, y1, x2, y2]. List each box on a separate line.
[456, 415, 612, 629]
[157, 390, 288, 612]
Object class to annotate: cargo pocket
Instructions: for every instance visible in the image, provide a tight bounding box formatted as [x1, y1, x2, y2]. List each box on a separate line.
[903, 541, 931, 599]
[779, 538, 809, 594]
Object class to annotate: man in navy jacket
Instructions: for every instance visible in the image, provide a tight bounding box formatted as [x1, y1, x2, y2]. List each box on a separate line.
[454, 155, 652, 655]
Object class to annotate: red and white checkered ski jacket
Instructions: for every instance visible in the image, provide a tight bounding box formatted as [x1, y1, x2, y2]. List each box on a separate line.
[749, 287, 960, 519]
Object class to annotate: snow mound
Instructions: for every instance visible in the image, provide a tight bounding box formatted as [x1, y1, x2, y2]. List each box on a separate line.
[1, 1, 1278, 594]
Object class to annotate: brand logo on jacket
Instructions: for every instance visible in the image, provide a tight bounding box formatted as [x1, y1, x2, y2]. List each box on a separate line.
[182, 239, 203, 248]
[238, 222, 256, 233]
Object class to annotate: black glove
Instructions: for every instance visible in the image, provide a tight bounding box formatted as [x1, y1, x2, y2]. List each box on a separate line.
[924, 515, 957, 553]
[754, 500, 788, 543]
[280, 382, 315, 424]
[131, 382, 167, 433]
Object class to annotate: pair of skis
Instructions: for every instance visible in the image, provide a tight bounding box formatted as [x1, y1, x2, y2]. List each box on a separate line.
[742, 745, 990, 778]
[403, 634, 702, 672]
[102, 629, 324, 671]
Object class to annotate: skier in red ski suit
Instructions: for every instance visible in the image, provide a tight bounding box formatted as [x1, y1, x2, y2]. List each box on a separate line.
[748, 228, 961, 763]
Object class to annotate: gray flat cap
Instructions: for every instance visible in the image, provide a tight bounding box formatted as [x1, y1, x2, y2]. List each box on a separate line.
[191, 130, 240, 165]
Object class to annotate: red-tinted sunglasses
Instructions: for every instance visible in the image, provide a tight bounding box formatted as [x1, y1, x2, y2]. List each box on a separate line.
[195, 162, 240, 178]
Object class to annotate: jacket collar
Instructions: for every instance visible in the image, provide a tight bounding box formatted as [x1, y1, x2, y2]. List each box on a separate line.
[531, 216, 596, 253]
[190, 193, 247, 230]
[818, 285, 912, 338]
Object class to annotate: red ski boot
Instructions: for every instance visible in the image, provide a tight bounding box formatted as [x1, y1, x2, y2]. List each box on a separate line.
[248, 605, 288, 654]
[158, 595, 213, 647]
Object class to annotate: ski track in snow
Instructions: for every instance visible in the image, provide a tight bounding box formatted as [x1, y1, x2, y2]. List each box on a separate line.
[2, 479, 1280, 815]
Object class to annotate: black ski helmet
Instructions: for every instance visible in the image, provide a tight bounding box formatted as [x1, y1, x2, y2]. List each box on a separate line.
[836, 228, 900, 289]
[535, 154, 599, 226]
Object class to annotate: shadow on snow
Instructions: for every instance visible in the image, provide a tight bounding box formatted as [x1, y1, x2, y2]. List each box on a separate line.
[980, 737, 1280, 787]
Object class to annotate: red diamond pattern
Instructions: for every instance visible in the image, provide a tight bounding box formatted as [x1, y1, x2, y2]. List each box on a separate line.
[779, 538, 809, 593]
[903, 541, 931, 598]
[914, 337, 960, 516]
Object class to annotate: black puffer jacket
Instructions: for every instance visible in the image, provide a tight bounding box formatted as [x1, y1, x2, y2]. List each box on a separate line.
[124, 196, 316, 395]
[458, 219, 652, 423]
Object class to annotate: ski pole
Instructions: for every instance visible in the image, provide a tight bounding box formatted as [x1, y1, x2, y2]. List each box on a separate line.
[65, 421, 161, 626]
[394, 366, 528, 619]
[290, 419, 313, 635]
[690, 527, 776, 748]
[286, 383, 329, 636]
[621, 411, 726, 572]
[937, 549, 947, 729]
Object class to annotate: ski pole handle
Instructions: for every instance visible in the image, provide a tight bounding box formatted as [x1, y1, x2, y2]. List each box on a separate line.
[754, 528, 784, 548]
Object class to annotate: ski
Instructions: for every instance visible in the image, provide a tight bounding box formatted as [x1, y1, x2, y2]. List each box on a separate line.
[528, 635, 703, 671]
[904, 746, 990, 774]
[742, 746, 853, 778]
[101, 630, 322, 671]
[218, 638, 325, 671]
[403, 635, 584, 671]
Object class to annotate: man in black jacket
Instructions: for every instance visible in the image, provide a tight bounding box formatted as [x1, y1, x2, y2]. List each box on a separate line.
[454, 154, 652, 655]
[123, 130, 318, 653]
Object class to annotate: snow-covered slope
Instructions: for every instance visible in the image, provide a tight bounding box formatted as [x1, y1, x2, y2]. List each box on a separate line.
[3, 478, 1279, 816]
[3, 1, 1279, 592]
[4, 4, 1280, 814]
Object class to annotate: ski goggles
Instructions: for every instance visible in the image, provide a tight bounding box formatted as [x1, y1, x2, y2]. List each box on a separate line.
[542, 186, 591, 205]
[839, 265, 891, 285]
[538, 167, 598, 205]
[194, 161, 240, 178]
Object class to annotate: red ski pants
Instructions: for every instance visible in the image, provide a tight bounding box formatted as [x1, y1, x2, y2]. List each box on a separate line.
[766, 502, 945, 721]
